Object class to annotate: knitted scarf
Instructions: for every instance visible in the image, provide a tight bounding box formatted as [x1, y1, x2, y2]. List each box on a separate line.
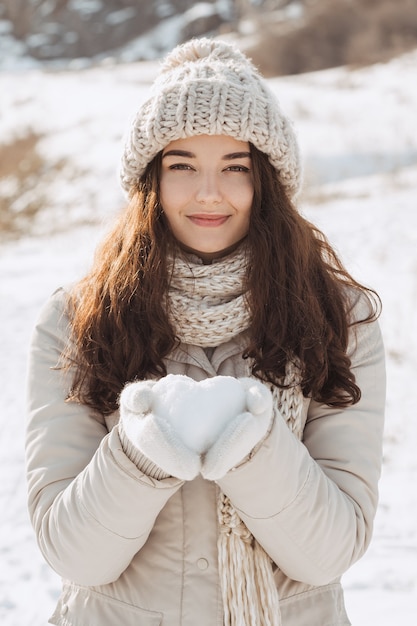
[167, 249, 305, 626]
[167, 249, 251, 347]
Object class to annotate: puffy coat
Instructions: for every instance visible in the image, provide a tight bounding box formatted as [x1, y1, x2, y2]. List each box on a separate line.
[25, 288, 386, 626]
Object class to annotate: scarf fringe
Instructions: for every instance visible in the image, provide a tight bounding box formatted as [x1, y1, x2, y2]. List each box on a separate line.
[218, 492, 282, 626]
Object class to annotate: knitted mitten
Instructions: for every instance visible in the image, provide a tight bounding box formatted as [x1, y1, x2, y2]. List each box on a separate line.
[119, 374, 273, 481]
[201, 377, 273, 481]
[119, 378, 202, 481]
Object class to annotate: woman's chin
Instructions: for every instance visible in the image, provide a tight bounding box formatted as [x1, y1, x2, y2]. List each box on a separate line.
[176, 238, 247, 263]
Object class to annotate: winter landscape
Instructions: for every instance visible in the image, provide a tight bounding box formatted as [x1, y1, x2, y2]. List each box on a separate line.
[1, 33, 417, 626]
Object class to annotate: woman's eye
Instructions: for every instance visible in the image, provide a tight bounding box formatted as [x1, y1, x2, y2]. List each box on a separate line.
[225, 165, 250, 172]
[169, 163, 193, 170]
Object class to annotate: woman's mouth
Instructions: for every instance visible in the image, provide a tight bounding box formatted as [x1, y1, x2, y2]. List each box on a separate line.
[188, 214, 229, 227]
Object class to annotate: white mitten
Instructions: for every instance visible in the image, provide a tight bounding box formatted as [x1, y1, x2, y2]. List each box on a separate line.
[120, 375, 273, 482]
[119, 379, 202, 481]
[201, 377, 273, 481]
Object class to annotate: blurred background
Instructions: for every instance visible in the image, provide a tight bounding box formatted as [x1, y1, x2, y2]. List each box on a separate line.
[2, 0, 417, 72]
[1, 1, 417, 625]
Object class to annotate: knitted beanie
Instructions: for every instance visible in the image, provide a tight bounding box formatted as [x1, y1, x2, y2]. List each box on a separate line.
[120, 38, 302, 199]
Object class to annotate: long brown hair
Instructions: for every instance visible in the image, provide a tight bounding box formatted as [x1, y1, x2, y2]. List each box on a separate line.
[65, 145, 379, 415]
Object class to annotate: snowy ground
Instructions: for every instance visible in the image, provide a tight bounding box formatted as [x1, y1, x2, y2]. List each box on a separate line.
[1, 49, 417, 625]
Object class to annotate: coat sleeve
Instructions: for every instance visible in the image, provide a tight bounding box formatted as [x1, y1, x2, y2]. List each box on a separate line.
[25, 289, 183, 587]
[217, 297, 386, 586]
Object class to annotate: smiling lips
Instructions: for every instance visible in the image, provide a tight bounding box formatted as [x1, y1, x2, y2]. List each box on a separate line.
[188, 214, 230, 227]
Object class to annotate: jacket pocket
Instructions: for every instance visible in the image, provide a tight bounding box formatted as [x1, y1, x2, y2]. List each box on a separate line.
[49, 583, 162, 626]
[279, 582, 351, 626]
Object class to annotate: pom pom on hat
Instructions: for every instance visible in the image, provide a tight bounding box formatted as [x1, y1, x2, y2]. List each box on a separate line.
[120, 38, 302, 199]
[159, 38, 249, 72]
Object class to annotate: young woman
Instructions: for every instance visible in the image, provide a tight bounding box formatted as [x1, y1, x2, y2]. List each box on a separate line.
[25, 38, 385, 626]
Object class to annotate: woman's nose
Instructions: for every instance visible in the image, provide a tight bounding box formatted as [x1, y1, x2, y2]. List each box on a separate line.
[195, 173, 222, 205]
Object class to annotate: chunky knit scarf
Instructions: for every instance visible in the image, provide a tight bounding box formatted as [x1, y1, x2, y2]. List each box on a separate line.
[167, 248, 251, 347]
[167, 249, 304, 626]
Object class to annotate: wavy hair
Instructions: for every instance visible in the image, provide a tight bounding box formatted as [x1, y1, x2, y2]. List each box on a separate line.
[64, 145, 379, 414]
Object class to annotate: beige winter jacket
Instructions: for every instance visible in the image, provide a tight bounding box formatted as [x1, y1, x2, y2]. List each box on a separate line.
[25, 288, 386, 626]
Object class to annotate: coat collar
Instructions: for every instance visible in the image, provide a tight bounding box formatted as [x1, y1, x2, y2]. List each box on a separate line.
[164, 331, 250, 378]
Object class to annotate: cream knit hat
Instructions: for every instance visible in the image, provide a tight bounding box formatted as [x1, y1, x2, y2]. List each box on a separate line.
[120, 38, 302, 198]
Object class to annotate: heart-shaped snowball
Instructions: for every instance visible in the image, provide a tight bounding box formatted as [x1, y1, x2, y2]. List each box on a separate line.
[151, 374, 247, 454]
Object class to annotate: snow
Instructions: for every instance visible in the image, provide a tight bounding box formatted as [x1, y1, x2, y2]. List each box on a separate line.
[67, 0, 104, 15]
[1, 48, 417, 624]
[184, 2, 219, 22]
[105, 7, 137, 26]
[122, 375, 260, 454]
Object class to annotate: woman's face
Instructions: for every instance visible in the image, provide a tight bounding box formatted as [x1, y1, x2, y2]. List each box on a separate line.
[160, 134, 254, 262]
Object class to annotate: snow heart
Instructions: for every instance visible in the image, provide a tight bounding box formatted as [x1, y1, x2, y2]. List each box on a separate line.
[120, 374, 273, 480]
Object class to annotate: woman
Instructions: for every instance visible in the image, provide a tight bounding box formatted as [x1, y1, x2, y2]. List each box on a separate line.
[25, 38, 385, 625]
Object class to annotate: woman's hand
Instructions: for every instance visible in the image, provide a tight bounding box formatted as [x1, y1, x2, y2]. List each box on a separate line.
[119, 378, 202, 480]
[200, 377, 273, 480]
[119, 375, 273, 481]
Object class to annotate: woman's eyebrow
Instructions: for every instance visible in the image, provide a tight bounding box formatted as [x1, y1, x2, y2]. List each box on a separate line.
[162, 150, 195, 158]
[222, 152, 251, 160]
